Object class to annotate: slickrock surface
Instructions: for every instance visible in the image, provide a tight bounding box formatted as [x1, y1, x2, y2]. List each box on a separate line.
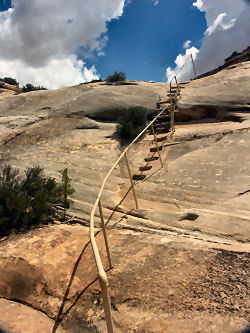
[177, 61, 250, 120]
[0, 61, 250, 332]
[0, 298, 66, 333]
[0, 225, 249, 332]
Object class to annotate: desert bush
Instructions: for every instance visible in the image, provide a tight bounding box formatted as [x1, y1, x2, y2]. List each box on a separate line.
[22, 83, 47, 92]
[146, 109, 158, 121]
[115, 106, 148, 142]
[229, 51, 240, 58]
[0, 165, 26, 234]
[106, 71, 126, 83]
[89, 79, 103, 83]
[21, 166, 62, 227]
[0, 165, 74, 237]
[0, 77, 19, 86]
[60, 168, 75, 221]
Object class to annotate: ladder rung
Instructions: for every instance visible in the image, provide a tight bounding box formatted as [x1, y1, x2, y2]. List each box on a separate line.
[139, 165, 152, 171]
[155, 121, 170, 127]
[150, 146, 162, 152]
[156, 124, 171, 130]
[156, 136, 167, 142]
[132, 174, 146, 181]
[155, 128, 170, 134]
[145, 156, 159, 162]
[159, 99, 170, 104]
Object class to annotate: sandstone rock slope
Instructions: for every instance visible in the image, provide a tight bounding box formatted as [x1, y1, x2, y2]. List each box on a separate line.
[0, 61, 249, 332]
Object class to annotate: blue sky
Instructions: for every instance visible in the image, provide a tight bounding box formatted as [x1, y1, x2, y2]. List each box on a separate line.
[0, 0, 10, 11]
[83, 0, 206, 81]
[0, 0, 249, 88]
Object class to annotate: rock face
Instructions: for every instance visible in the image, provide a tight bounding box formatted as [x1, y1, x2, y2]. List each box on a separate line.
[197, 46, 250, 79]
[0, 225, 249, 333]
[177, 61, 250, 121]
[0, 81, 23, 95]
[0, 298, 66, 333]
[0, 81, 166, 121]
[0, 61, 250, 332]
[0, 225, 249, 332]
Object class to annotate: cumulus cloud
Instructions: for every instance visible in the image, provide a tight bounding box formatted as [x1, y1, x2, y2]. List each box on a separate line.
[193, 0, 203, 10]
[166, 0, 250, 82]
[166, 47, 199, 82]
[0, 0, 125, 88]
[183, 40, 192, 49]
[205, 13, 236, 36]
[0, 56, 99, 89]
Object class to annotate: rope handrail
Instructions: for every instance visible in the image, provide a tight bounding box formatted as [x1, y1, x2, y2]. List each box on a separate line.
[88, 53, 197, 333]
[169, 54, 197, 86]
[89, 104, 170, 283]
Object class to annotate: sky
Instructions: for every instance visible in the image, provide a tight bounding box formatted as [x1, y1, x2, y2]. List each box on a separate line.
[0, 0, 249, 89]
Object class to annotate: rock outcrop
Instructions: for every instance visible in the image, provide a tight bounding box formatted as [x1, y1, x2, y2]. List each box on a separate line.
[177, 61, 250, 121]
[0, 298, 66, 333]
[0, 81, 23, 96]
[0, 61, 249, 332]
[0, 225, 249, 332]
[197, 46, 250, 79]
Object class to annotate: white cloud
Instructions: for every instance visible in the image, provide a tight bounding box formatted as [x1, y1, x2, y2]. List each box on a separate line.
[166, 47, 199, 82]
[166, 0, 250, 82]
[205, 12, 236, 36]
[192, 0, 203, 10]
[0, 56, 99, 89]
[0, 0, 125, 88]
[183, 40, 192, 49]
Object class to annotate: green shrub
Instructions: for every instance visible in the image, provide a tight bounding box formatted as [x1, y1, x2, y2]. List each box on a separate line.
[60, 168, 75, 221]
[0, 77, 19, 86]
[0, 165, 74, 237]
[0, 165, 25, 234]
[115, 106, 148, 142]
[106, 71, 126, 83]
[22, 83, 47, 92]
[89, 79, 103, 83]
[21, 166, 62, 227]
[146, 109, 158, 121]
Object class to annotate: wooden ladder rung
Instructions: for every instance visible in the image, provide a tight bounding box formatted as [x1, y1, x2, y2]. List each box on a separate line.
[139, 165, 152, 171]
[132, 174, 146, 181]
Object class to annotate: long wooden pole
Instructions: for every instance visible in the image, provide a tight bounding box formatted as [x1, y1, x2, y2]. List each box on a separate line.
[170, 104, 175, 135]
[124, 153, 139, 209]
[174, 76, 180, 96]
[99, 279, 114, 333]
[151, 124, 163, 168]
[98, 199, 113, 269]
[191, 54, 198, 80]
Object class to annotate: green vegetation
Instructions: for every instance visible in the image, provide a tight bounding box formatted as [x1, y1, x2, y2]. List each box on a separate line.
[0, 77, 19, 86]
[0, 77, 47, 92]
[115, 106, 148, 143]
[106, 71, 126, 83]
[0, 165, 75, 237]
[60, 168, 75, 221]
[89, 79, 103, 83]
[22, 83, 47, 92]
[229, 51, 240, 58]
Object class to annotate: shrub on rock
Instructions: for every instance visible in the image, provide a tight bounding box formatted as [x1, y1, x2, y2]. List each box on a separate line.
[22, 83, 47, 92]
[115, 106, 147, 142]
[0, 165, 74, 237]
[106, 71, 126, 83]
[0, 77, 19, 86]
